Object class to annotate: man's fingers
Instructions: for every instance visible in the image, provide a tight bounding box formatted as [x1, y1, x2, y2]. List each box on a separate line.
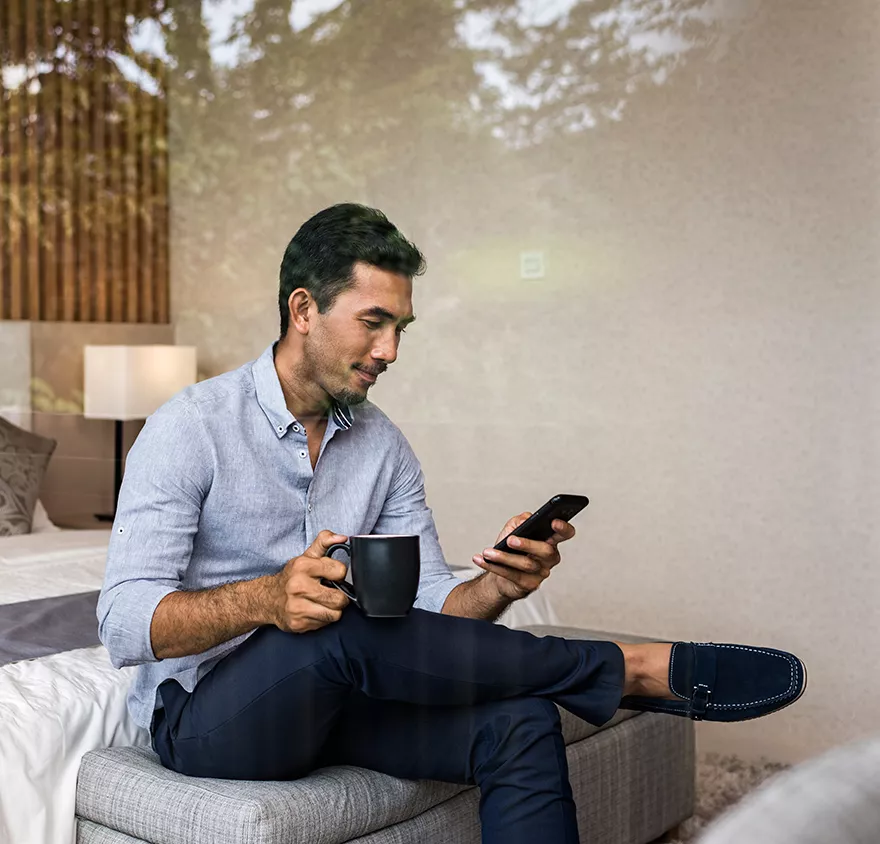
[310, 556, 349, 582]
[476, 548, 543, 573]
[295, 553, 348, 584]
[473, 556, 546, 587]
[553, 519, 576, 540]
[505, 512, 532, 532]
[305, 604, 344, 625]
[318, 586, 350, 611]
[545, 520, 575, 548]
[498, 534, 558, 561]
[306, 580, 350, 610]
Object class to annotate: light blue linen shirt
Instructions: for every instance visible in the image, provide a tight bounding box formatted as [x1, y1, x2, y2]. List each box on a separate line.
[97, 342, 462, 729]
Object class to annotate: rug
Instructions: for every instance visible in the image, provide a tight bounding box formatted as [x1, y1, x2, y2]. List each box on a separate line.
[664, 753, 790, 843]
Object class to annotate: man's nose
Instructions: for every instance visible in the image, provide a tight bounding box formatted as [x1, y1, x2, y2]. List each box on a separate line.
[372, 345, 397, 366]
[372, 337, 398, 366]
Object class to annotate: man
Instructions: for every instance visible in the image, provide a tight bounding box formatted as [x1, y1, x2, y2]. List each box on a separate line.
[98, 203, 806, 844]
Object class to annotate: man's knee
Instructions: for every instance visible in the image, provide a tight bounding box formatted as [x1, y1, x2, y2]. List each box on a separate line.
[491, 697, 562, 733]
[473, 697, 563, 775]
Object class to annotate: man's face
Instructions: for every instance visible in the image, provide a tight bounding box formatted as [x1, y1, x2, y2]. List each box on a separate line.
[303, 261, 416, 407]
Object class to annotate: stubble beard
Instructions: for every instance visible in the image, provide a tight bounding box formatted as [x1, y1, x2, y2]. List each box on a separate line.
[303, 336, 368, 409]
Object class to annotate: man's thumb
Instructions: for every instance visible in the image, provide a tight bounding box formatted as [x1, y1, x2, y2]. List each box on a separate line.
[304, 530, 347, 557]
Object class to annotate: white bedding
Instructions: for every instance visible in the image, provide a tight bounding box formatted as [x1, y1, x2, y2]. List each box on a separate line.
[0, 529, 115, 604]
[0, 530, 560, 844]
[0, 529, 150, 844]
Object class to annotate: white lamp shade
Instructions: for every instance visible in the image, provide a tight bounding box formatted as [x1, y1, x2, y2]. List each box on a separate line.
[83, 345, 198, 421]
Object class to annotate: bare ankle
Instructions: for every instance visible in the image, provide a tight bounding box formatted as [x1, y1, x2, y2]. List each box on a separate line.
[615, 642, 674, 699]
[615, 643, 645, 697]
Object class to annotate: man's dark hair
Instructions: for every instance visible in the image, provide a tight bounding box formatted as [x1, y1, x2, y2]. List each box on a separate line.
[278, 203, 427, 338]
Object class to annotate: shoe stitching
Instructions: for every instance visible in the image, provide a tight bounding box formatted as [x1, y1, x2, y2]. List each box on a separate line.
[669, 643, 688, 701]
[669, 644, 800, 710]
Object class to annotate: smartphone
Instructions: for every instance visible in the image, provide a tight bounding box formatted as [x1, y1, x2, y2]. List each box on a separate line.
[492, 494, 589, 557]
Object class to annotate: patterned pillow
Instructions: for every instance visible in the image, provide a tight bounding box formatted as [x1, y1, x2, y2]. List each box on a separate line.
[0, 417, 57, 536]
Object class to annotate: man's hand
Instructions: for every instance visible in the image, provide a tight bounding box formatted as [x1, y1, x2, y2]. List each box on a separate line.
[471, 512, 576, 601]
[268, 530, 351, 633]
[148, 530, 352, 659]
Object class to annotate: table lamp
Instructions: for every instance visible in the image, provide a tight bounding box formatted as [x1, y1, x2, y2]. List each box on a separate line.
[84, 345, 197, 521]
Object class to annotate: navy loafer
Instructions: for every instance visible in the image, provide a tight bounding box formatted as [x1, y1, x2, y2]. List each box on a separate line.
[619, 642, 807, 722]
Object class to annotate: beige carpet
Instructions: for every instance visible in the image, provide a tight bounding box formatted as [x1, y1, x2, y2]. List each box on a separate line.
[663, 753, 790, 843]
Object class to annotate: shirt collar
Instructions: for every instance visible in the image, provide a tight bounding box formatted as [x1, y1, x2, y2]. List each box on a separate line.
[252, 342, 354, 438]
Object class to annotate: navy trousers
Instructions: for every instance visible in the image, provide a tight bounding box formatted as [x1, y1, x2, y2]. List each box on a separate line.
[151, 604, 625, 844]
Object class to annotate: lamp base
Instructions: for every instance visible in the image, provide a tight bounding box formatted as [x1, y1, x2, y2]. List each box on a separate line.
[94, 513, 116, 522]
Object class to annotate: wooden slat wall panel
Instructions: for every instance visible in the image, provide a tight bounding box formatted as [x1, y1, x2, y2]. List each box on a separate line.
[154, 55, 169, 325]
[59, 0, 75, 321]
[0, 0, 169, 324]
[76, 0, 93, 323]
[107, 0, 123, 323]
[41, 0, 58, 322]
[92, 0, 108, 322]
[139, 1, 155, 325]
[124, 0, 139, 324]
[7, 0, 25, 320]
[25, 0, 40, 320]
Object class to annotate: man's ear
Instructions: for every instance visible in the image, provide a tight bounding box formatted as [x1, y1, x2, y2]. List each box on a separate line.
[288, 289, 313, 335]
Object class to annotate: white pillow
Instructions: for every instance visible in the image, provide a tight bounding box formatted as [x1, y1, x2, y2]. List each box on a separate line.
[31, 499, 61, 533]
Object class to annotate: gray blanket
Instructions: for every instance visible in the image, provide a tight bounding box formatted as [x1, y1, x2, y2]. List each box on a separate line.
[0, 591, 101, 667]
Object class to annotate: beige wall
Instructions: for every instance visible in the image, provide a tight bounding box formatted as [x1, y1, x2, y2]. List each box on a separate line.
[169, 0, 880, 763]
[0, 322, 32, 430]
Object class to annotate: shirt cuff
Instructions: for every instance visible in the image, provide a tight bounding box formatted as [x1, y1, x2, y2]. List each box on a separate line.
[98, 581, 179, 667]
[413, 573, 462, 615]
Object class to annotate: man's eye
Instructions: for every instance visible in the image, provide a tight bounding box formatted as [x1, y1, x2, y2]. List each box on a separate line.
[364, 320, 406, 334]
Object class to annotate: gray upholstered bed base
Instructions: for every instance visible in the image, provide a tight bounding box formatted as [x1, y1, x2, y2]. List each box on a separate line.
[77, 711, 694, 844]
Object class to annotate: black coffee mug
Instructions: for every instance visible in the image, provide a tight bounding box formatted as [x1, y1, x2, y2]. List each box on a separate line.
[321, 534, 420, 617]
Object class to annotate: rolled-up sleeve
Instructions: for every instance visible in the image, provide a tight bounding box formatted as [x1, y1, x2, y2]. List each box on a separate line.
[97, 397, 213, 668]
[373, 429, 460, 614]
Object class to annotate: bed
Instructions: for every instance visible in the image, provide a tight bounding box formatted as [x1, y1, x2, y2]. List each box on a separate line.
[0, 516, 561, 844]
[0, 523, 148, 844]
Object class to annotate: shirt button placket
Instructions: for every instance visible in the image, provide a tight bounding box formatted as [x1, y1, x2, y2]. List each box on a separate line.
[298, 422, 312, 523]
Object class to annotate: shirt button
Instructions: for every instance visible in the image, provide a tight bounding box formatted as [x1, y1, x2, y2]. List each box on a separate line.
[292, 424, 301, 433]
[308, 504, 312, 512]
[299, 450, 307, 459]
[277, 425, 284, 433]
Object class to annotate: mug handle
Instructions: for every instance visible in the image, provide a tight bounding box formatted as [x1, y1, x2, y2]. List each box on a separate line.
[321, 542, 359, 605]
